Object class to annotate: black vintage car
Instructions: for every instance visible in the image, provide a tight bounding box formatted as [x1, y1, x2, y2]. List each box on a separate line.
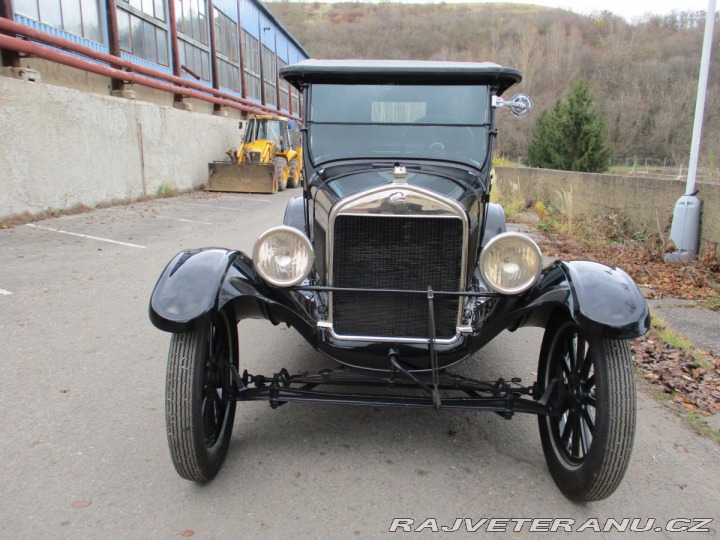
[149, 60, 650, 502]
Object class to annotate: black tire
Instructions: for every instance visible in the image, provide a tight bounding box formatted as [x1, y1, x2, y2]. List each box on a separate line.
[165, 309, 238, 482]
[287, 158, 300, 188]
[537, 313, 636, 502]
[274, 157, 288, 191]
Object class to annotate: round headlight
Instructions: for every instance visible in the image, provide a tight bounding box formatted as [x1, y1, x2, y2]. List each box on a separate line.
[480, 232, 542, 294]
[252, 226, 313, 287]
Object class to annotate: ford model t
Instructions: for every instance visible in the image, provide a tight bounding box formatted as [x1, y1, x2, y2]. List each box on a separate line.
[150, 60, 649, 501]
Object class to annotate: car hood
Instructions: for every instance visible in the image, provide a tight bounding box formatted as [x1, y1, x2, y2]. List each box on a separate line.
[310, 161, 488, 201]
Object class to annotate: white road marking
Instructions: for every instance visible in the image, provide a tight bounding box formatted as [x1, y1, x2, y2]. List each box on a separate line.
[155, 215, 213, 225]
[25, 224, 146, 249]
[105, 208, 213, 225]
[168, 201, 250, 212]
[224, 195, 273, 203]
[0, 288, 12, 295]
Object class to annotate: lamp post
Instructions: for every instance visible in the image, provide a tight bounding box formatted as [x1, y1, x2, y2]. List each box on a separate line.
[667, 0, 716, 262]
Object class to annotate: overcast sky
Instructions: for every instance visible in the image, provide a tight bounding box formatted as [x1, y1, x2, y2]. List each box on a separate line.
[298, 0, 714, 22]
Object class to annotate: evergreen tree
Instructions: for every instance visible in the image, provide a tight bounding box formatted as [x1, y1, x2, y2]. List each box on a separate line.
[525, 79, 612, 173]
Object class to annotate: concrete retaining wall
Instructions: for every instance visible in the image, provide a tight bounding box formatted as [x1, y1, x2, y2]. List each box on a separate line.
[496, 166, 720, 249]
[0, 75, 241, 218]
[3, 75, 718, 252]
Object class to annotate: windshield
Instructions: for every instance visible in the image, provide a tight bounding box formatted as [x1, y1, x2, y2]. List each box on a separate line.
[245, 119, 285, 145]
[309, 84, 490, 168]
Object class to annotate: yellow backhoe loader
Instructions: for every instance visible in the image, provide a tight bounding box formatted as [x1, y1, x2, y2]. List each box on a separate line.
[207, 115, 302, 194]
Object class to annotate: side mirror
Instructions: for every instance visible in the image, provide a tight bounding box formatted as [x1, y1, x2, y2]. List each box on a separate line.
[238, 121, 243, 130]
[493, 94, 533, 118]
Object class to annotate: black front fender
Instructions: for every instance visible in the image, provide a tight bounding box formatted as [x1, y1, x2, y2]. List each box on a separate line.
[149, 248, 245, 332]
[149, 248, 315, 341]
[562, 260, 650, 338]
[516, 260, 650, 339]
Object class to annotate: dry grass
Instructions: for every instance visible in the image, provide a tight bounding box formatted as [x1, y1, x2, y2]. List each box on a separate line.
[491, 176, 527, 218]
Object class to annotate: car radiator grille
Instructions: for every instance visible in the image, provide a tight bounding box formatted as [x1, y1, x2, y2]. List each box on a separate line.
[332, 215, 464, 339]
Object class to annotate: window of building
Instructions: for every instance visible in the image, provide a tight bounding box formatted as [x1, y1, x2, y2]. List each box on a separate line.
[175, 0, 210, 82]
[213, 7, 240, 92]
[291, 86, 301, 116]
[261, 44, 276, 106]
[175, 0, 206, 45]
[15, 0, 103, 43]
[278, 58, 289, 111]
[117, 0, 169, 66]
[241, 30, 260, 100]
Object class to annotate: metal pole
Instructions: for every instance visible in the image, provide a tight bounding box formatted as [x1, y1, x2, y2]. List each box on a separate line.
[0, 33, 269, 114]
[104, 0, 124, 93]
[0, 18, 293, 116]
[686, 0, 716, 196]
[236, 0, 246, 100]
[667, 0, 715, 261]
[0, 0, 20, 67]
[207, 0, 223, 114]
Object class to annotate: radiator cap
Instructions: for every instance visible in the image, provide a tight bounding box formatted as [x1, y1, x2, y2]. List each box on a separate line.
[393, 164, 407, 183]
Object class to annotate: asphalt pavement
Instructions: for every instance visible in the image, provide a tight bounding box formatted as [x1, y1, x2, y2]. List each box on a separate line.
[0, 190, 718, 538]
[648, 298, 720, 357]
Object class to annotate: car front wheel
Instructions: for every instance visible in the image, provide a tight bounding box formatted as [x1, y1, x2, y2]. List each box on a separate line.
[537, 313, 636, 502]
[165, 308, 238, 482]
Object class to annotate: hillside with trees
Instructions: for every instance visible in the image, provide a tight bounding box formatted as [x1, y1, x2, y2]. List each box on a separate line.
[268, 2, 719, 165]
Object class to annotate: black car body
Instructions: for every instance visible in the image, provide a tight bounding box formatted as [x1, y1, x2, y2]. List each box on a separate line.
[150, 60, 650, 501]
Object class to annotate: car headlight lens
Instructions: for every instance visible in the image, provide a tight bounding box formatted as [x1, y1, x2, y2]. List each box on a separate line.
[252, 226, 313, 287]
[480, 232, 542, 294]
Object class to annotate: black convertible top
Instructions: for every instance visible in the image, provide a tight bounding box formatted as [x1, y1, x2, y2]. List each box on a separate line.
[280, 59, 522, 95]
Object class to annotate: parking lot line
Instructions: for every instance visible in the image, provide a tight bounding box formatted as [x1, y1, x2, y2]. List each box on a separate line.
[0, 288, 12, 295]
[155, 215, 213, 225]
[169, 201, 250, 212]
[106, 208, 213, 225]
[225, 195, 274, 203]
[25, 224, 146, 249]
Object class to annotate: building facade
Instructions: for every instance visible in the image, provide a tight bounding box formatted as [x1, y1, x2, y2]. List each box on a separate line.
[1, 0, 308, 115]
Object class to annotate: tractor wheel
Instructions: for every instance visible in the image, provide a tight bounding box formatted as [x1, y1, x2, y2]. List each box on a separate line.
[274, 157, 288, 191]
[288, 158, 300, 188]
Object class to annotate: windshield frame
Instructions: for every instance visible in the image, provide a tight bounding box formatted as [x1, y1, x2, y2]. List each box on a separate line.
[306, 83, 493, 170]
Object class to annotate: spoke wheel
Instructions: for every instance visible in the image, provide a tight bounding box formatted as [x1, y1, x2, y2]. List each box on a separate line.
[537, 314, 635, 501]
[166, 308, 238, 482]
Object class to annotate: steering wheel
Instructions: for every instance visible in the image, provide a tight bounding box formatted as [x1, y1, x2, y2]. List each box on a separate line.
[400, 115, 475, 159]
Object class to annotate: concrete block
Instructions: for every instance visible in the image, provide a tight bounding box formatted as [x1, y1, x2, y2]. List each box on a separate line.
[173, 100, 192, 111]
[496, 167, 720, 250]
[0, 67, 41, 82]
[111, 89, 136, 100]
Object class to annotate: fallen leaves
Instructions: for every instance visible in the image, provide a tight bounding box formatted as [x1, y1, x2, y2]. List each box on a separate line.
[536, 233, 720, 302]
[631, 335, 720, 417]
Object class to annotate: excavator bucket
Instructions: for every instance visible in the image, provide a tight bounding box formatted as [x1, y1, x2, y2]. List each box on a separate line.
[206, 162, 278, 194]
